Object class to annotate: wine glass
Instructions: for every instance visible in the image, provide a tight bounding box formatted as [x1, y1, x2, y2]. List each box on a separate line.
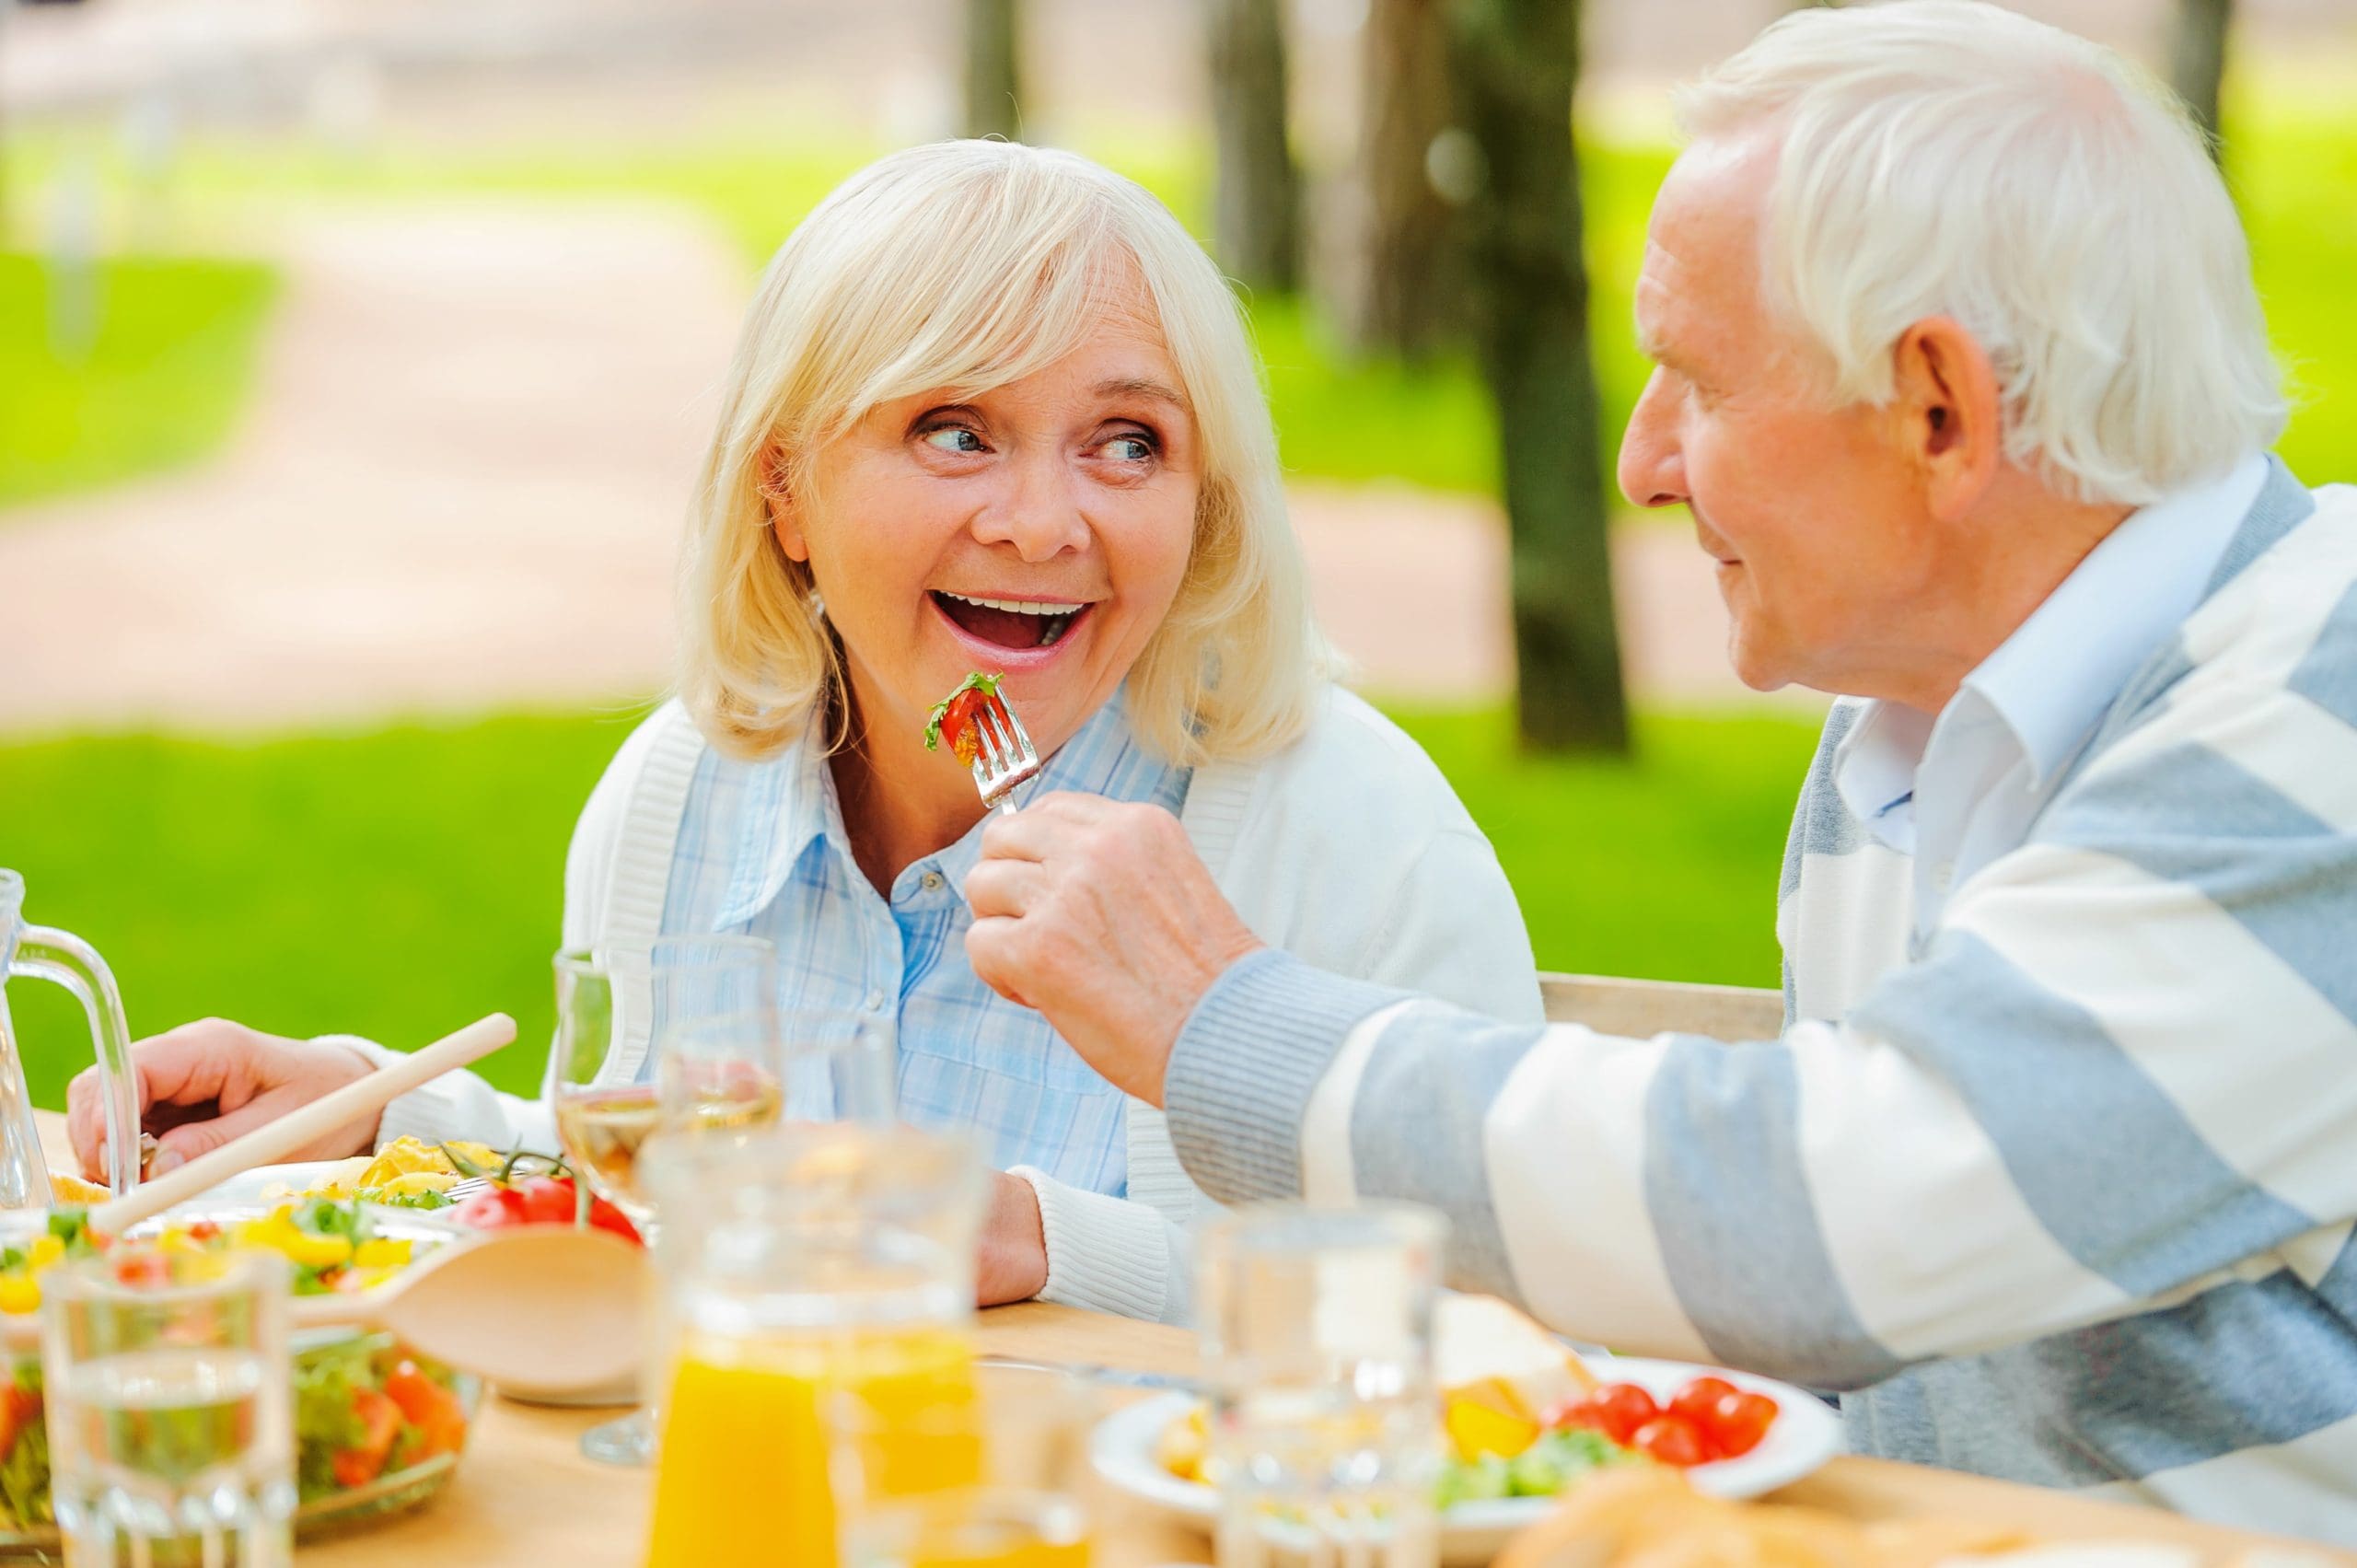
[550, 936, 776, 1229]
[656, 1007, 895, 1144]
[550, 935, 775, 1465]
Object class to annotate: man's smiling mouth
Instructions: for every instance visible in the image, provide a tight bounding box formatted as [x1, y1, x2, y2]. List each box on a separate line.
[931, 590, 1091, 649]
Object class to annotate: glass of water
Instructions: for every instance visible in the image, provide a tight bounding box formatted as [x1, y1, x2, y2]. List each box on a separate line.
[1198, 1203, 1449, 1568]
[830, 1363, 1097, 1568]
[41, 1249, 296, 1568]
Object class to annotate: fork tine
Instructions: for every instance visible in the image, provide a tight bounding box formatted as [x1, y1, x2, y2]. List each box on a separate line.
[969, 692, 1041, 809]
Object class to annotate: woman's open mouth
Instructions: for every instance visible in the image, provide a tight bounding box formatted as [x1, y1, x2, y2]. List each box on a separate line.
[930, 591, 1091, 650]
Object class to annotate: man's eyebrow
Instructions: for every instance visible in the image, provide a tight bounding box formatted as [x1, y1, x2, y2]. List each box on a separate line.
[1094, 377, 1190, 412]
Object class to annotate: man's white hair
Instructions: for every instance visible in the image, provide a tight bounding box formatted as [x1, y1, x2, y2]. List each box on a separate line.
[1678, 0, 2285, 505]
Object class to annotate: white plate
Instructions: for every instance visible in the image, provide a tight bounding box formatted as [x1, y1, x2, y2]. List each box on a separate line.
[154, 1161, 468, 1229]
[1089, 1355, 1844, 1564]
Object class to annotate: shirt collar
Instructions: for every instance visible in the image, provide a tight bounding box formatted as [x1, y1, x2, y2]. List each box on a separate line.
[1964, 450, 2267, 789]
[1833, 451, 2268, 824]
[715, 684, 1155, 926]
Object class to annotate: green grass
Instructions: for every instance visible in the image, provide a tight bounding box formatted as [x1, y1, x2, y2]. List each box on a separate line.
[0, 703, 1817, 1111]
[0, 253, 278, 507]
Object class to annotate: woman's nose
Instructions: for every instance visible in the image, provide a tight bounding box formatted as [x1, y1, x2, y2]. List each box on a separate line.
[972, 455, 1091, 562]
[1617, 369, 1689, 511]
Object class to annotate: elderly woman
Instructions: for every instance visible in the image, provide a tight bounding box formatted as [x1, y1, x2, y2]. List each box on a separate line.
[69, 140, 1540, 1323]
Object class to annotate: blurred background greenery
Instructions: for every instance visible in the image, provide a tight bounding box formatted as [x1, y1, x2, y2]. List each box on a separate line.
[3, 0, 2351, 1107]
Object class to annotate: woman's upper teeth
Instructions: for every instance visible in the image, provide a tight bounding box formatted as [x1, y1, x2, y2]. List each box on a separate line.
[945, 592, 1084, 616]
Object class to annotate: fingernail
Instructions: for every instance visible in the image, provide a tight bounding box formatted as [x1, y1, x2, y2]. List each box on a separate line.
[149, 1149, 185, 1176]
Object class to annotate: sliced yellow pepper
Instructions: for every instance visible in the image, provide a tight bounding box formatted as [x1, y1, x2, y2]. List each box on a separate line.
[26, 1235, 64, 1272]
[274, 1230, 354, 1270]
[352, 1237, 412, 1271]
[0, 1275, 40, 1315]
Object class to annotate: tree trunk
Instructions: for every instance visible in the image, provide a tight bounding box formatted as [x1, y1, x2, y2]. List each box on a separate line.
[1349, 0, 1458, 359]
[2170, 0, 2232, 162]
[964, 0, 1025, 141]
[1207, 0, 1302, 293]
[1447, 0, 1629, 755]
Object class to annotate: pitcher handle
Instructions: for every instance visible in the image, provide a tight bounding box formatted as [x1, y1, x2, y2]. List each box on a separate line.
[13, 925, 141, 1197]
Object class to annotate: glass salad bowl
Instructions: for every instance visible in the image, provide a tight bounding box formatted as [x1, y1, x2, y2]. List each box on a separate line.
[0, 1202, 482, 1556]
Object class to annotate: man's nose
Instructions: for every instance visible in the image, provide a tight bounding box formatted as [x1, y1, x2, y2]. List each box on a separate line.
[974, 451, 1090, 562]
[1617, 369, 1689, 511]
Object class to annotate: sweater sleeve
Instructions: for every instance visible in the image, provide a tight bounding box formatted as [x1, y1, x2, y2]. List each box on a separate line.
[1167, 674, 2357, 1390]
[1010, 1166, 1194, 1324]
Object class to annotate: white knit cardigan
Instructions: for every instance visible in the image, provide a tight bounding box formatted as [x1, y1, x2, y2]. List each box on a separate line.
[350, 685, 1542, 1323]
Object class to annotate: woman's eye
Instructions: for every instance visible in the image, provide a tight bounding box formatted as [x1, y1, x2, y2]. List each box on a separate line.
[922, 426, 987, 455]
[1098, 434, 1156, 463]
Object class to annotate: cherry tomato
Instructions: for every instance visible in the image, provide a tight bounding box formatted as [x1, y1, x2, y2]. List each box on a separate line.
[0, 1384, 36, 1458]
[110, 1251, 170, 1289]
[386, 1360, 470, 1458]
[454, 1188, 528, 1229]
[1539, 1393, 1611, 1434]
[331, 1387, 404, 1488]
[1589, 1382, 1660, 1446]
[1710, 1389, 1779, 1458]
[514, 1177, 576, 1226]
[1631, 1414, 1711, 1468]
[586, 1196, 642, 1245]
[1667, 1376, 1737, 1431]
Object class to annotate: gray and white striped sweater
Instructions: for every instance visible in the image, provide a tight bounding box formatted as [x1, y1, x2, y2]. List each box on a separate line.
[1165, 459, 2357, 1540]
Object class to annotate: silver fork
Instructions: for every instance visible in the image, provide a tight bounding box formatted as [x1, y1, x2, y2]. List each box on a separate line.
[970, 691, 1042, 813]
[441, 1177, 493, 1202]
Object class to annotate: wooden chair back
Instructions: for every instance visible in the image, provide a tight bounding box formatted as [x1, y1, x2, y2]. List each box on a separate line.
[1538, 972, 1783, 1043]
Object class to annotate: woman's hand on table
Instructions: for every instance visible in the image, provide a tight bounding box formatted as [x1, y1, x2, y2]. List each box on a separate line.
[66, 1019, 380, 1179]
[978, 1169, 1051, 1306]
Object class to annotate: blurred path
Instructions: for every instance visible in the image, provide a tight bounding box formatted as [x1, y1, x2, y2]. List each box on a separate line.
[0, 201, 1792, 738]
[0, 201, 743, 735]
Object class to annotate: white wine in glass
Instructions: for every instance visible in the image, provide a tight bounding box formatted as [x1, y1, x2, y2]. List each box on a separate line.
[550, 937, 778, 1469]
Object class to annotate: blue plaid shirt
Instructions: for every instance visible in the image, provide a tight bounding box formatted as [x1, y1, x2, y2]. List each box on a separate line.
[650, 690, 1190, 1195]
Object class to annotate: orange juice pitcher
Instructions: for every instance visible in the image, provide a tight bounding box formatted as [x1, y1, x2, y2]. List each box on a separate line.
[640, 1126, 987, 1568]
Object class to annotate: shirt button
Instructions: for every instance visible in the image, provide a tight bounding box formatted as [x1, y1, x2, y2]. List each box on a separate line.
[1933, 861, 1955, 892]
[921, 871, 945, 892]
[865, 989, 887, 1012]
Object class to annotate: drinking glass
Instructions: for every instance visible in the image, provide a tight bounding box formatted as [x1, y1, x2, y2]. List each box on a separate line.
[551, 935, 773, 1466]
[549, 936, 778, 1230]
[41, 1250, 296, 1568]
[1198, 1203, 1449, 1568]
[639, 1125, 987, 1568]
[830, 1363, 1096, 1568]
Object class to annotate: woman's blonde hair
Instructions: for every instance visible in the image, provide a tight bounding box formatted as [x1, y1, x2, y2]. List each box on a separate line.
[679, 139, 1331, 765]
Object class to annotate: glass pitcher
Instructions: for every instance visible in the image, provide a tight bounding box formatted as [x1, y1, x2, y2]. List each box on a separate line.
[0, 870, 141, 1204]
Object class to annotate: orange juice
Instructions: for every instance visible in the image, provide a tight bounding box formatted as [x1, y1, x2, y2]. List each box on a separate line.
[644, 1324, 977, 1568]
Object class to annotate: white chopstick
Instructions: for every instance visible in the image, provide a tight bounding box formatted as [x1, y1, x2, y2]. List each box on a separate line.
[87, 1013, 516, 1236]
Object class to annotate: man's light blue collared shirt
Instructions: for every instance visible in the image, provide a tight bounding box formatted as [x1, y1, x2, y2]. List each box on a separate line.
[651, 690, 1190, 1194]
[1833, 452, 2269, 939]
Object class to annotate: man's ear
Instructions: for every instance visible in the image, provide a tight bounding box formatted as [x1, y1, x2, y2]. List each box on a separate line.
[1890, 317, 2002, 522]
[760, 448, 810, 563]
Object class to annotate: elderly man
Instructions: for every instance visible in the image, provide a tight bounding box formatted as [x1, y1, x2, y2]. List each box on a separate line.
[965, 0, 2357, 1540]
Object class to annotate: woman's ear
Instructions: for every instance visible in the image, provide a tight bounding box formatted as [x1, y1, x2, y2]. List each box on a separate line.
[1889, 317, 2002, 523]
[760, 449, 810, 563]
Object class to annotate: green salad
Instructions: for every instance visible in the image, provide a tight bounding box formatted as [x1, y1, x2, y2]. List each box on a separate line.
[1434, 1426, 1644, 1509]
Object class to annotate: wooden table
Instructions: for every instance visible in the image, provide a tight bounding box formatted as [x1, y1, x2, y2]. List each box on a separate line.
[29, 1117, 2352, 1564]
[258, 1301, 2344, 1566]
